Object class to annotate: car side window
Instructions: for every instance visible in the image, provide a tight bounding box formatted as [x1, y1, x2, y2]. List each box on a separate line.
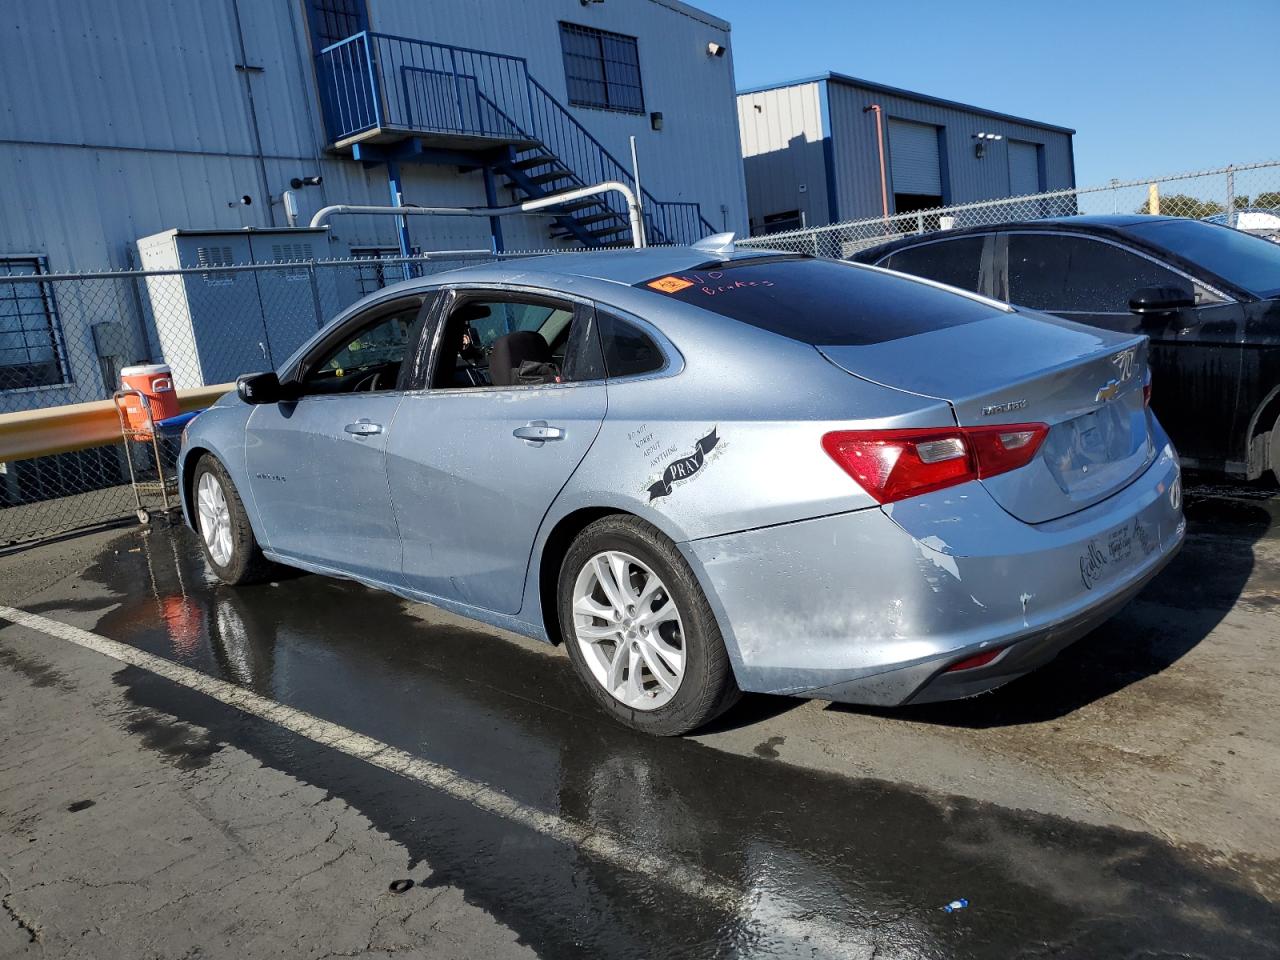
[597, 311, 664, 378]
[431, 295, 598, 389]
[298, 300, 422, 395]
[885, 237, 986, 293]
[1006, 234, 1190, 313]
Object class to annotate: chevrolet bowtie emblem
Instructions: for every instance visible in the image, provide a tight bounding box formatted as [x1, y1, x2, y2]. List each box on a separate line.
[1095, 379, 1122, 403]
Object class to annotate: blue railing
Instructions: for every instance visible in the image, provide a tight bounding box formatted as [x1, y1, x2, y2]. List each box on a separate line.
[315, 33, 715, 243]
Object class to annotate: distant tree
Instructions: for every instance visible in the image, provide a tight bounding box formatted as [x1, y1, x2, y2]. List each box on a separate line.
[1137, 194, 1224, 219]
[1254, 191, 1280, 209]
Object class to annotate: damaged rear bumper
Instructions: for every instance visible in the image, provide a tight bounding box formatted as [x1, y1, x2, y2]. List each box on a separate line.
[680, 441, 1185, 707]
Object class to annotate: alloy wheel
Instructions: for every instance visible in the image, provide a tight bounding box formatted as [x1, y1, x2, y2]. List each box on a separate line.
[196, 472, 234, 567]
[571, 550, 686, 711]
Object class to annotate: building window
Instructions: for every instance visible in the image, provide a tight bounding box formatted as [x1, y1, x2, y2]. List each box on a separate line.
[306, 0, 368, 52]
[559, 23, 645, 114]
[0, 257, 69, 391]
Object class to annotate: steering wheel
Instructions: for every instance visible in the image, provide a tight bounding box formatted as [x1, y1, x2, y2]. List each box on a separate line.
[351, 369, 387, 393]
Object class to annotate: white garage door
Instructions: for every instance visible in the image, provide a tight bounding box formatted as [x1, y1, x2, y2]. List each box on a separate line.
[1008, 141, 1042, 196]
[887, 119, 942, 195]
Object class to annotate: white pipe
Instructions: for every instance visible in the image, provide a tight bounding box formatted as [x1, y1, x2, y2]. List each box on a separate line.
[629, 136, 647, 247]
[310, 180, 646, 248]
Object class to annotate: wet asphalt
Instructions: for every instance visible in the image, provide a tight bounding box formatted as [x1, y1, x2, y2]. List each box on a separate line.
[10, 487, 1280, 959]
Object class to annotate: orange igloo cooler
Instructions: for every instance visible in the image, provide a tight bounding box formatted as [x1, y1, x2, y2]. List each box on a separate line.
[119, 363, 180, 438]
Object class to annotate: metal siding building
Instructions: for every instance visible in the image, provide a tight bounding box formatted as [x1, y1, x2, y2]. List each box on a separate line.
[738, 73, 1074, 232]
[0, 0, 748, 273]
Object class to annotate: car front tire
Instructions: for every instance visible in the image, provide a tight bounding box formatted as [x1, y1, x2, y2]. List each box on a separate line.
[191, 454, 274, 586]
[558, 515, 740, 736]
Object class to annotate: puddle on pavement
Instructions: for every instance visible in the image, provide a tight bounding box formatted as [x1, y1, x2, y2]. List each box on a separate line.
[32, 524, 1280, 957]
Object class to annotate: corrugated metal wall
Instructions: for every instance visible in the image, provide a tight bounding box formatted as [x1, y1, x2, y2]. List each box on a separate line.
[0, 0, 747, 273]
[825, 78, 1074, 221]
[735, 83, 830, 234]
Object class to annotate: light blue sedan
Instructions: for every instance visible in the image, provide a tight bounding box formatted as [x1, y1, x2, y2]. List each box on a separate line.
[179, 241, 1185, 734]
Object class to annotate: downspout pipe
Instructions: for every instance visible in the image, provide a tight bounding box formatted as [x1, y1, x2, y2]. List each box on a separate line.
[310, 181, 647, 248]
[864, 104, 889, 224]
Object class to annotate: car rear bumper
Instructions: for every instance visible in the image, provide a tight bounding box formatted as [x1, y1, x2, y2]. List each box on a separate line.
[680, 441, 1185, 707]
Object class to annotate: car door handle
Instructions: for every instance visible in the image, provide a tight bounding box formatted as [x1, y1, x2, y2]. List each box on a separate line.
[344, 420, 383, 437]
[513, 421, 564, 442]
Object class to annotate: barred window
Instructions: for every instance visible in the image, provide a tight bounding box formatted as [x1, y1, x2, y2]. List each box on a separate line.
[306, 0, 367, 51]
[0, 257, 69, 391]
[559, 22, 645, 114]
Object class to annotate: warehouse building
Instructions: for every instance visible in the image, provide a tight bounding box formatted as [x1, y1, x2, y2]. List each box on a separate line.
[0, 0, 746, 277]
[0, 0, 748, 512]
[737, 73, 1075, 234]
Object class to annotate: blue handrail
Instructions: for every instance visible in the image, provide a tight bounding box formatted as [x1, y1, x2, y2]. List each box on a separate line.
[314, 33, 714, 243]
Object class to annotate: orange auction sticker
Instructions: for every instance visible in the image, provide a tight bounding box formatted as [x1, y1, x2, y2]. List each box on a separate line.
[647, 275, 694, 293]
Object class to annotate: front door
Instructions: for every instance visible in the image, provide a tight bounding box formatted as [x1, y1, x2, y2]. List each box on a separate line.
[386, 291, 608, 613]
[245, 296, 427, 582]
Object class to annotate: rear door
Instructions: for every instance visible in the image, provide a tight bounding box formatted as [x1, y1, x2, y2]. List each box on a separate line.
[387, 289, 607, 613]
[1001, 230, 1244, 464]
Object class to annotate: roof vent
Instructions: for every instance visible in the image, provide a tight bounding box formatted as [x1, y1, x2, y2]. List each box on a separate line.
[691, 232, 736, 257]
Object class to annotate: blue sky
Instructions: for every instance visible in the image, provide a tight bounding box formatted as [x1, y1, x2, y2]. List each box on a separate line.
[696, 0, 1278, 187]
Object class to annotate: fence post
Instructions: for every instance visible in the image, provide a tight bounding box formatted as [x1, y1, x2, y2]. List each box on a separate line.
[307, 262, 325, 331]
[1226, 165, 1236, 223]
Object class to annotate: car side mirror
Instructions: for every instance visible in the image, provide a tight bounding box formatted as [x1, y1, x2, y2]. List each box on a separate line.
[1128, 285, 1195, 316]
[236, 371, 281, 404]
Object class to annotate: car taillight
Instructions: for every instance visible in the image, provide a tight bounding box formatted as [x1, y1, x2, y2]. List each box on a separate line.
[822, 422, 1049, 504]
[1143, 373, 1152, 407]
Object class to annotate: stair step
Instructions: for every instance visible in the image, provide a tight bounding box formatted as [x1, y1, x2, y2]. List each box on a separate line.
[573, 211, 624, 226]
[529, 170, 575, 188]
[552, 223, 630, 241]
[546, 198, 598, 213]
[510, 154, 558, 171]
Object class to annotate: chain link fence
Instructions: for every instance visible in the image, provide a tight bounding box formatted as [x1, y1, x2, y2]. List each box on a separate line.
[739, 160, 1280, 258]
[5, 160, 1280, 547]
[0, 250, 538, 546]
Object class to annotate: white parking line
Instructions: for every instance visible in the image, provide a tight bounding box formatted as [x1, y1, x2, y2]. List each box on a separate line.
[0, 603, 873, 957]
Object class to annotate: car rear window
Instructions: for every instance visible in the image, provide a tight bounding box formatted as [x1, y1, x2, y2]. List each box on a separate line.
[636, 257, 1002, 345]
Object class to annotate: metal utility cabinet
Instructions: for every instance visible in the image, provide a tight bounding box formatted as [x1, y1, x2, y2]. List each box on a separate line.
[135, 227, 344, 388]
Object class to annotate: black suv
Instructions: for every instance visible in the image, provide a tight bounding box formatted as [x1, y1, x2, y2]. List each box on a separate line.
[853, 215, 1280, 481]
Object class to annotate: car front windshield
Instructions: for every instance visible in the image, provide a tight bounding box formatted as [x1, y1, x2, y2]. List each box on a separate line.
[1124, 218, 1280, 298]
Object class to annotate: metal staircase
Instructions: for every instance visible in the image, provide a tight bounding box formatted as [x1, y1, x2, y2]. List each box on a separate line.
[315, 32, 715, 248]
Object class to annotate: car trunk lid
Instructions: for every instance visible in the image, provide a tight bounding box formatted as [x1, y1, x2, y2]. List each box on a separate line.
[817, 311, 1156, 523]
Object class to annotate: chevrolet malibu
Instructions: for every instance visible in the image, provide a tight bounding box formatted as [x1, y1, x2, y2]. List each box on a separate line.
[179, 240, 1185, 735]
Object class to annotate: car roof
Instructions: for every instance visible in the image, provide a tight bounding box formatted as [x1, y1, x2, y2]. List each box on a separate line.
[849, 215, 1184, 262]
[407, 245, 785, 289]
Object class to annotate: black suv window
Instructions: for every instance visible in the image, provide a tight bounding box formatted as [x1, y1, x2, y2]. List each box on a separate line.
[598, 312, 664, 377]
[1006, 233, 1185, 313]
[885, 237, 985, 293]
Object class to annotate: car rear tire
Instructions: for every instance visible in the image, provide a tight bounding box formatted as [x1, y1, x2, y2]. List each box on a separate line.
[1269, 413, 1280, 484]
[192, 454, 275, 586]
[558, 515, 740, 736]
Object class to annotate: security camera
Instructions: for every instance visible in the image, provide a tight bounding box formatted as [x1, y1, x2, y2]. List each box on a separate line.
[227, 195, 252, 207]
[290, 175, 324, 189]
[707, 41, 726, 57]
